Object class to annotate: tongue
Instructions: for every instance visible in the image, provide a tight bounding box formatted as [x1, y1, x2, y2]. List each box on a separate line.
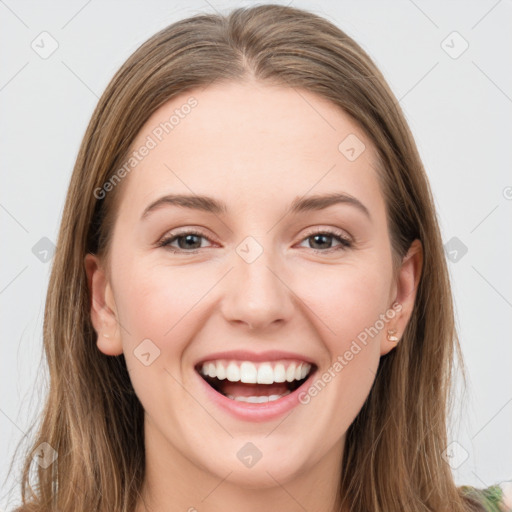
[220, 381, 290, 397]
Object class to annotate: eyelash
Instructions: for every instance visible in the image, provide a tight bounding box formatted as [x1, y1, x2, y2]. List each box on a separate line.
[156, 228, 353, 255]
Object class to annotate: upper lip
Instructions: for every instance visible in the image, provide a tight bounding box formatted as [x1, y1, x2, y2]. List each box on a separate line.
[194, 349, 316, 367]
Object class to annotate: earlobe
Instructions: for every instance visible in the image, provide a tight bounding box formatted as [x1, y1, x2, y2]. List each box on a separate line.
[84, 253, 123, 356]
[380, 240, 423, 356]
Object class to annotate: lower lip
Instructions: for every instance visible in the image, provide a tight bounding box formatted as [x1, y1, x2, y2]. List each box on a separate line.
[196, 370, 316, 422]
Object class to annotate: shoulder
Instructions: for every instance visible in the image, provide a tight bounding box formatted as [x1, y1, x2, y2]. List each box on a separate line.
[460, 482, 512, 512]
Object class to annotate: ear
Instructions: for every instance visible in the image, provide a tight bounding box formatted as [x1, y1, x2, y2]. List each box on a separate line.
[380, 239, 423, 356]
[84, 253, 123, 356]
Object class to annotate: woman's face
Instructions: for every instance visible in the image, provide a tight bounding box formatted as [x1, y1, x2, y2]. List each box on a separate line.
[87, 80, 420, 490]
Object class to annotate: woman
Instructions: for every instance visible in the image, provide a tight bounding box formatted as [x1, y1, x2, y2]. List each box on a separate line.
[11, 4, 509, 511]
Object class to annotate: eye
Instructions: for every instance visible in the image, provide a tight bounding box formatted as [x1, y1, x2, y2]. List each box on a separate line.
[157, 229, 213, 253]
[157, 227, 353, 254]
[297, 228, 352, 252]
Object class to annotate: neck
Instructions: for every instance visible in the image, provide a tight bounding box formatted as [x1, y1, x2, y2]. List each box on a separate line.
[135, 415, 348, 512]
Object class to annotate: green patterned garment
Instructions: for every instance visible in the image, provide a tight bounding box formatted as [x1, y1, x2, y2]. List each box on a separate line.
[460, 484, 510, 511]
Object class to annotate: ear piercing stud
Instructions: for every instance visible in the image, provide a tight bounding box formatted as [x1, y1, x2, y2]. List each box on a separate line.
[387, 329, 399, 342]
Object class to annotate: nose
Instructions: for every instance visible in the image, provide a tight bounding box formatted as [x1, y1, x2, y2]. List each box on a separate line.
[220, 242, 294, 331]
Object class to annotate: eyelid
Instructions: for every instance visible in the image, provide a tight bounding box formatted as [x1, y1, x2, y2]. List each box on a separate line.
[299, 225, 353, 244]
[157, 225, 354, 253]
[156, 227, 217, 250]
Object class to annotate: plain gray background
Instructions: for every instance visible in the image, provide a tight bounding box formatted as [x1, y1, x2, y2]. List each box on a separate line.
[1, 0, 511, 509]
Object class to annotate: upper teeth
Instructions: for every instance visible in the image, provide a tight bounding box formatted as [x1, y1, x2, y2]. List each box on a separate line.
[199, 360, 311, 384]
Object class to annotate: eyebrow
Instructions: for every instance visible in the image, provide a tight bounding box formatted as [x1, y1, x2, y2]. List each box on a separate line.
[141, 192, 371, 220]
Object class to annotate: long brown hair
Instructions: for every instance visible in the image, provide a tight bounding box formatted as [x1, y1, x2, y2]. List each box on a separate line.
[11, 4, 490, 511]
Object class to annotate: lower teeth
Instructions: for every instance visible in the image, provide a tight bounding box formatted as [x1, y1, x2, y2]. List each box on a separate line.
[225, 390, 292, 403]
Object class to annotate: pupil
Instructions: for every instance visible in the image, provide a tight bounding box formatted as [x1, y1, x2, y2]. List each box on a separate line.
[311, 234, 331, 249]
[177, 234, 333, 251]
[179, 234, 201, 249]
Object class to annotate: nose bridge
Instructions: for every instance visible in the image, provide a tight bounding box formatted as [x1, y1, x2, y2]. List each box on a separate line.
[222, 235, 293, 329]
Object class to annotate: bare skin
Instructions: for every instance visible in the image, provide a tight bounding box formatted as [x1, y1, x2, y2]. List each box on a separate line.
[86, 79, 422, 512]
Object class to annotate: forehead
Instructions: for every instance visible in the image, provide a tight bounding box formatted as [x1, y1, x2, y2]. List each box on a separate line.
[118, 80, 383, 216]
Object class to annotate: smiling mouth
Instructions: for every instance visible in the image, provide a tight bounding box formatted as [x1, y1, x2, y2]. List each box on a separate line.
[196, 359, 316, 403]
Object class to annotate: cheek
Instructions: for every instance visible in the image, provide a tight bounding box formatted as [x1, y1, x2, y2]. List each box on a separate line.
[294, 264, 391, 431]
[299, 261, 392, 345]
[114, 260, 206, 341]
[113, 245, 393, 357]
[111, 259, 208, 413]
